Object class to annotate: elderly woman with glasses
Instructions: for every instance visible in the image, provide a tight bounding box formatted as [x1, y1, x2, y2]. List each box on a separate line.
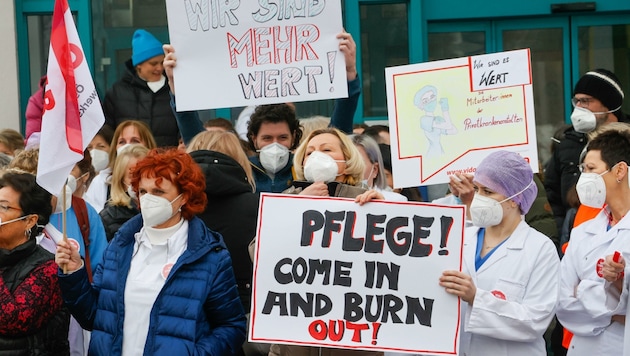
[0, 171, 69, 354]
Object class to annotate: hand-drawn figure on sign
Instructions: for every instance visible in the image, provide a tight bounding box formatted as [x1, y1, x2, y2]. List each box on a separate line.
[415, 85, 458, 158]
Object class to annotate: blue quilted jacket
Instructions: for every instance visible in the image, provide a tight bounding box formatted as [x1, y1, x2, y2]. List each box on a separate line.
[58, 215, 247, 356]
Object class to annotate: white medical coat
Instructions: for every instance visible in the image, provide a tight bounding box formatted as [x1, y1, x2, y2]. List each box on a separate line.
[557, 209, 630, 355]
[459, 221, 559, 356]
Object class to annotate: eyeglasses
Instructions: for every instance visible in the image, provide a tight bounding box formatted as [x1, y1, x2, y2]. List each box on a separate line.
[571, 97, 595, 107]
[421, 94, 436, 105]
[578, 161, 616, 174]
[0, 204, 22, 214]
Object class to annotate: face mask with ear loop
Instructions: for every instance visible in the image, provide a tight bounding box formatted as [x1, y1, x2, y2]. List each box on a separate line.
[258, 142, 290, 174]
[0, 214, 30, 227]
[469, 180, 534, 227]
[570, 105, 622, 133]
[303, 151, 346, 183]
[361, 163, 376, 189]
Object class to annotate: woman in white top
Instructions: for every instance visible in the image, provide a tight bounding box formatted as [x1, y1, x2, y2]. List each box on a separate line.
[558, 128, 630, 355]
[439, 150, 559, 355]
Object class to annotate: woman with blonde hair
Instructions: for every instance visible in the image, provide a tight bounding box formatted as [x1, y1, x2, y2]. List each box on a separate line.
[187, 131, 255, 191]
[0, 128, 25, 157]
[85, 120, 157, 212]
[270, 127, 384, 356]
[290, 127, 367, 197]
[99, 144, 149, 241]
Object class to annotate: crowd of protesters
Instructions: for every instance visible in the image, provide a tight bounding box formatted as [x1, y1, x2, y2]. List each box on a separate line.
[1, 26, 629, 356]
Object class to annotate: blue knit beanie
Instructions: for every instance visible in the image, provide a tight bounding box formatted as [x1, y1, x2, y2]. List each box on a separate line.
[131, 29, 163, 66]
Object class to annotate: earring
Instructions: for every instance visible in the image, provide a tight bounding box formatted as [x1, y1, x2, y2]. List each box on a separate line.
[617, 178, 622, 183]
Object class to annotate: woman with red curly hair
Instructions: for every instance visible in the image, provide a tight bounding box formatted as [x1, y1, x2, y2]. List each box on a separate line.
[55, 148, 246, 355]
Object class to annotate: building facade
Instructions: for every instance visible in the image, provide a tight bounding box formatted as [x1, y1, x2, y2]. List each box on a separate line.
[7, 0, 630, 162]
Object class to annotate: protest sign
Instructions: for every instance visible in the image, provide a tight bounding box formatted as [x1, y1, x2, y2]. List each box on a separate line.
[250, 193, 465, 355]
[385, 49, 538, 188]
[165, 0, 348, 111]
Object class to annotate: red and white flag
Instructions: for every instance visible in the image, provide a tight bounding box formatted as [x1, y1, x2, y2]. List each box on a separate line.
[37, 0, 104, 195]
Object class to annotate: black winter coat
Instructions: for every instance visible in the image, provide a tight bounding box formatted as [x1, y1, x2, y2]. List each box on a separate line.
[190, 150, 259, 312]
[99, 201, 139, 242]
[543, 126, 586, 230]
[0, 239, 70, 355]
[103, 60, 180, 147]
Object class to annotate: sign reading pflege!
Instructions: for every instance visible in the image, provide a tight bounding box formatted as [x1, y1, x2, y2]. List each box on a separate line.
[250, 193, 465, 355]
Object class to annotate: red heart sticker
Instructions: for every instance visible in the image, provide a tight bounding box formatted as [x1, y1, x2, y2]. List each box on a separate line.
[162, 263, 174, 280]
[491, 290, 506, 300]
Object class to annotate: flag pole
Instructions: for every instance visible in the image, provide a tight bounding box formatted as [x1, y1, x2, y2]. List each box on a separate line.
[62, 182, 68, 274]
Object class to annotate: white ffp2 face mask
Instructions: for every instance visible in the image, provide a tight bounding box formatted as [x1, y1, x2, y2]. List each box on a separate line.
[66, 175, 77, 194]
[140, 193, 182, 227]
[91, 149, 109, 172]
[303, 151, 345, 183]
[127, 185, 138, 200]
[469, 180, 534, 227]
[571, 107, 597, 133]
[258, 142, 290, 174]
[469, 194, 506, 227]
[576, 170, 609, 208]
[53, 186, 73, 214]
[571, 105, 621, 133]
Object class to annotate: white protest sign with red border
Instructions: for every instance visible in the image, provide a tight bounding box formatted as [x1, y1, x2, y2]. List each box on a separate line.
[165, 0, 348, 111]
[250, 193, 465, 355]
[385, 49, 538, 188]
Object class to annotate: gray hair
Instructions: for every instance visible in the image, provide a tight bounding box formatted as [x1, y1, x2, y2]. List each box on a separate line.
[351, 134, 387, 190]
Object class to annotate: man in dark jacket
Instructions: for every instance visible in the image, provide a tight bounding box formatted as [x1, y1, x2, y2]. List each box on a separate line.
[544, 68, 627, 235]
[104, 29, 180, 147]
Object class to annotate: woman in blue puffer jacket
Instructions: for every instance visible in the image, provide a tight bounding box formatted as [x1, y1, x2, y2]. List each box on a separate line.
[55, 148, 246, 355]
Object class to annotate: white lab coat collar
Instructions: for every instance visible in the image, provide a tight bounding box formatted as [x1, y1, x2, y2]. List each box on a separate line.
[464, 220, 530, 276]
[580, 208, 630, 256]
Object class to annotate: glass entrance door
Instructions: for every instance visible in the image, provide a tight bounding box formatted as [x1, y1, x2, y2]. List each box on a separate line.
[427, 15, 630, 164]
[496, 18, 570, 164]
[572, 14, 630, 115]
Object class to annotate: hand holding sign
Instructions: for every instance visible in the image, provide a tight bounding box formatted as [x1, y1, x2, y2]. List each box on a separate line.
[251, 194, 465, 354]
[165, 0, 348, 110]
[163, 44, 176, 94]
[440, 270, 477, 304]
[336, 31, 357, 81]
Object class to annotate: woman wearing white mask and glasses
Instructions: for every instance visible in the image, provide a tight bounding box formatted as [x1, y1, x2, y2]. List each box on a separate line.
[55, 148, 246, 355]
[438, 150, 559, 356]
[557, 129, 630, 355]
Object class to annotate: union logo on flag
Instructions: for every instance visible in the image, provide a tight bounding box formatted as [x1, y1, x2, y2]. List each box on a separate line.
[37, 0, 105, 196]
